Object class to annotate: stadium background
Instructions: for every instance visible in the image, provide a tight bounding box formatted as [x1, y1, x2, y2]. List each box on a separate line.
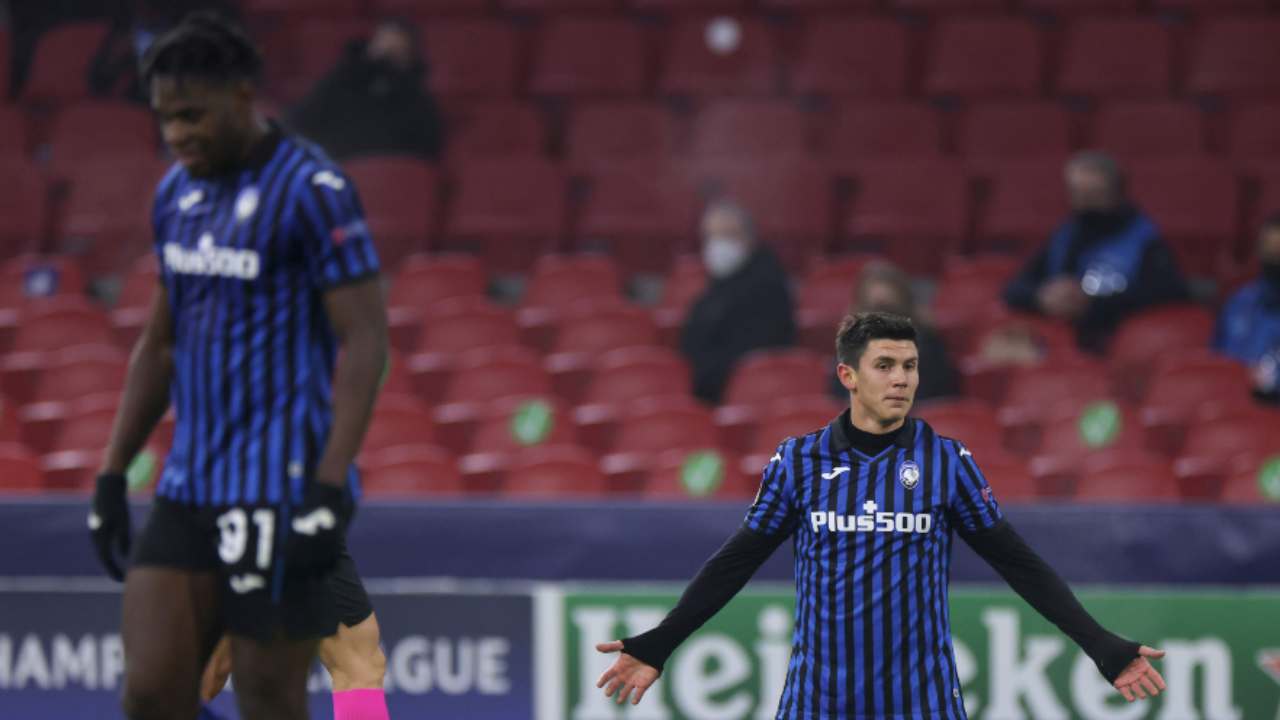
[0, 0, 1279, 717]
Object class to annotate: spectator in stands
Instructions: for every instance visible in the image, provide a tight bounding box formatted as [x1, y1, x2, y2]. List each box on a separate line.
[1215, 214, 1280, 404]
[681, 200, 796, 405]
[287, 18, 443, 161]
[1003, 151, 1189, 353]
[830, 260, 958, 404]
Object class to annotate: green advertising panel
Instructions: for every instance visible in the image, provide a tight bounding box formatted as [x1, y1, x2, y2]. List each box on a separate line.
[555, 586, 1280, 720]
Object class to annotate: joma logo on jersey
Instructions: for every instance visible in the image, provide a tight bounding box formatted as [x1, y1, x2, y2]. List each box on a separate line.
[810, 500, 933, 534]
[164, 232, 260, 280]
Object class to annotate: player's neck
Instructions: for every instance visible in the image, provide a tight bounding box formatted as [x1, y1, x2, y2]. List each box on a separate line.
[848, 404, 905, 436]
[234, 113, 272, 165]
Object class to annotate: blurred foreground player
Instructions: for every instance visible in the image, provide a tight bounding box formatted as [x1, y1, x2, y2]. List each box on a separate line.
[85, 14, 390, 720]
[596, 312, 1167, 717]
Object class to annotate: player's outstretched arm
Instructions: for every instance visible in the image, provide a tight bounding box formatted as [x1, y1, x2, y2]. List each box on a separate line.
[962, 521, 1167, 702]
[594, 526, 787, 705]
[90, 286, 175, 581]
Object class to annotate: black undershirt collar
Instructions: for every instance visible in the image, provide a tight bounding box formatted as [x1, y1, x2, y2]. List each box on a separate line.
[828, 408, 915, 457]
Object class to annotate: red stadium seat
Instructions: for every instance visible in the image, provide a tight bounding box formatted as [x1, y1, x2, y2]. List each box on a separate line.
[823, 102, 945, 174]
[518, 255, 623, 351]
[890, 0, 1005, 9]
[408, 298, 520, 402]
[46, 400, 116, 456]
[1024, 0, 1141, 11]
[0, 107, 29, 159]
[974, 161, 1068, 257]
[504, 0, 620, 9]
[20, 22, 110, 106]
[566, 102, 680, 173]
[444, 159, 567, 271]
[444, 101, 547, 161]
[531, 17, 648, 97]
[956, 102, 1071, 171]
[1180, 409, 1280, 460]
[1221, 458, 1280, 504]
[342, 157, 438, 270]
[644, 448, 752, 499]
[972, 451, 1036, 502]
[504, 444, 606, 497]
[573, 346, 692, 453]
[691, 100, 810, 158]
[1140, 356, 1255, 456]
[244, 0, 363, 15]
[1107, 306, 1215, 403]
[658, 17, 780, 96]
[1188, 18, 1280, 98]
[631, 0, 747, 10]
[761, 0, 875, 7]
[28, 346, 126, 407]
[1152, 0, 1267, 9]
[0, 255, 87, 314]
[374, 0, 489, 14]
[723, 350, 830, 408]
[0, 162, 49, 259]
[1091, 101, 1206, 160]
[262, 20, 373, 103]
[750, 396, 841, 457]
[0, 444, 44, 493]
[795, 255, 875, 354]
[925, 18, 1044, 99]
[1128, 159, 1239, 274]
[576, 164, 700, 276]
[467, 396, 577, 455]
[48, 102, 156, 176]
[1057, 18, 1172, 99]
[60, 157, 167, 277]
[1036, 404, 1147, 458]
[1227, 103, 1280, 173]
[654, 256, 707, 346]
[1074, 455, 1179, 502]
[362, 446, 464, 497]
[8, 301, 114, 356]
[844, 160, 969, 275]
[998, 360, 1112, 454]
[363, 402, 436, 456]
[547, 308, 659, 402]
[603, 397, 718, 492]
[698, 159, 834, 272]
[915, 399, 1004, 458]
[386, 254, 486, 351]
[791, 18, 910, 99]
[422, 20, 520, 98]
[442, 346, 553, 407]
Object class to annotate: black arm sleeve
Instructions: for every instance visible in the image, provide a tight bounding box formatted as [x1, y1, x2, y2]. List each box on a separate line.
[962, 520, 1142, 683]
[621, 526, 788, 673]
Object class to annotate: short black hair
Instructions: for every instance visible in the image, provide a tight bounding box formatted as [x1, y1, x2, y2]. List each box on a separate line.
[141, 12, 263, 87]
[836, 312, 917, 367]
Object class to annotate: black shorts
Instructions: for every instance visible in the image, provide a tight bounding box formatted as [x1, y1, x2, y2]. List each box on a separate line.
[133, 497, 374, 640]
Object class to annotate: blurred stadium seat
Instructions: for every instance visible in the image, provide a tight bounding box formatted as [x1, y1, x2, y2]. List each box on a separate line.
[109, 256, 158, 347]
[1128, 158, 1240, 275]
[844, 160, 969, 274]
[749, 396, 842, 457]
[658, 16, 779, 96]
[504, 444, 607, 497]
[362, 399, 437, 457]
[1140, 356, 1255, 456]
[973, 160, 1069, 257]
[1187, 17, 1280, 97]
[603, 397, 718, 492]
[437, 346, 553, 453]
[791, 17, 910, 98]
[47, 102, 156, 177]
[1091, 101, 1206, 160]
[644, 448, 751, 499]
[653, 256, 706, 346]
[0, 255, 87, 314]
[361, 445, 464, 497]
[1107, 306, 1216, 402]
[387, 254, 487, 351]
[261, 20, 372, 103]
[566, 102, 680, 173]
[546, 307, 659, 402]
[7, 299, 114, 356]
[1073, 455, 1180, 502]
[1227, 103, 1280, 173]
[422, 20, 521, 98]
[925, 18, 1044, 99]
[717, 350, 831, 451]
[1057, 17, 1172, 98]
[444, 101, 548, 161]
[20, 22, 110, 106]
[59, 157, 167, 278]
[915, 398, 1005, 458]
[574, 345, 691, 454]
[0, 163, 49, 260]
[531, 17, 648, 97]
[342, 157, 439, 269]
[0, 108, 27, 160]
[444, 158, 567, 271]
[517, 255, 623, 351]
[575, 164, 700, 275]
[374, 0, 491, 15]
[408, 298, 521, 402]
[956, 102, 1071, 172]
[796, 255, 874, 353]
[0, 444, 44, 493]
[1023, 0, 1141, 13]
[461, 396, 579, 489]
[823, 102, 944, 173]
[691, 100, 810, 158]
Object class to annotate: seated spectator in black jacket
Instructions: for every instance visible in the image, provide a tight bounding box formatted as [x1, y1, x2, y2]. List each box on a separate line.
[287, 18, 442, 161]
[680, 200, 796, 405]
[829, 260, 959, 405]
[1003, 151, 1189, 353]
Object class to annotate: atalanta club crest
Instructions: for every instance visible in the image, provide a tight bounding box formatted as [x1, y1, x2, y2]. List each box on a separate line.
[898, 460, 920, 490]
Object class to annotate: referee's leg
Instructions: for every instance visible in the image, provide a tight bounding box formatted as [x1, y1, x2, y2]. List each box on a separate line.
[122, 568, 223, 719]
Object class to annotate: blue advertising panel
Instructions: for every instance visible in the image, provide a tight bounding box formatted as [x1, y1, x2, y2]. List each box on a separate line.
[0, 582, 534, 720]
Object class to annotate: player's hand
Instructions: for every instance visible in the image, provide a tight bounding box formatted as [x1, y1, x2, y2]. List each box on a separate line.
[595, 640, 660, 706]
[1113, 646, 1167, 702]
[88, 473, 131, 581]
[285, 481, 351, 573]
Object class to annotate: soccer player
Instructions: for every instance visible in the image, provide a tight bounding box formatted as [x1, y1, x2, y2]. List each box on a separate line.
[85, 13, 390, 720]
[596, 312, 1168, 717]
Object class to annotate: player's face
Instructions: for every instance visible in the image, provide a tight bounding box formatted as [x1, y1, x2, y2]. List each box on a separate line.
[151, 76, 253, 178]
[838, 339, 919, 426]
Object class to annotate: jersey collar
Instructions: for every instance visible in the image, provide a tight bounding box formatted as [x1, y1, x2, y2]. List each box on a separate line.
[828, 408, 915, 453]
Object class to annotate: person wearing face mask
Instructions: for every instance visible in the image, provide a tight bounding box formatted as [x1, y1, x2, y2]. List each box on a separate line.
[680, 200, 797, 404]
[1214, 214, 1280, 404]
[286, 17, 443, 161]
[830, 260, 958, 404]
[1002, 151, 1189, 353]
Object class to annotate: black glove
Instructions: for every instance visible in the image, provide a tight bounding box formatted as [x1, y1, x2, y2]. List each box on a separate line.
[285, 482, 351, 574]
[88, 473, 131, 581]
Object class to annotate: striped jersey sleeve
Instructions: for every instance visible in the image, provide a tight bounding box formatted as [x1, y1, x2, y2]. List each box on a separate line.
[947, 440, 1004, 534]
[744, 439, 799, 537]
[288, 164, 381, 289]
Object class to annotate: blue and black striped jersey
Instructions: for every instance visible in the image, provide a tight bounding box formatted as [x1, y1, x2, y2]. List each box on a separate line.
[746, 414, 1003, 720]
[152, 126, 380, 508]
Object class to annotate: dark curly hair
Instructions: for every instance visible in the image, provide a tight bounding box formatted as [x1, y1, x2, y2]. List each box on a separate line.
[140, 11, 263, 87]
[835, 312, 917, 368]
